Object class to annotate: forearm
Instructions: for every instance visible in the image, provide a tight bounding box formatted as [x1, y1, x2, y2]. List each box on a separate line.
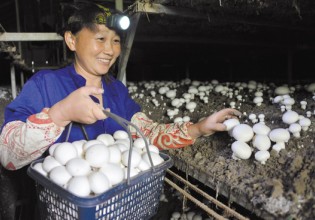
[130, 112, 196, 150]
[0, 108, 64, 170]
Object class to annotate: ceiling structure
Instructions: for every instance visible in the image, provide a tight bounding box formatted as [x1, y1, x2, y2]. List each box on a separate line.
[0, 0, 315, 83]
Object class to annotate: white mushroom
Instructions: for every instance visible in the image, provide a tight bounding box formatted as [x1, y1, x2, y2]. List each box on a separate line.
[273, 95, 283, 104]
[229, 101, 236, 108]
[282, 97, 295, 110]
[167, 109, 177, 119]
[282, 110, 299, 125]
[255, 150, 270, 164]
[300, 101, 307, 110]
[231, 141, 252, 160]
[248, 114, 257, 123]
[253, 96, 263, 106]
[252, 123, 271, 135]
[186, 102, 197, 112]
[306, 82, 315, 92]
[174, 117, 183, 123]
[269, 128, 290, 152]
[158, 86, 169, 95]
[299, 117, 311, 131]
[223, 118, 240, 136]
[232, 124, 254, 142]
[258, 114, 265, 123]
[252, 134, 271, 151]
[182, 116, 191, 122]
[275, 86, 290, 95]
[113, 130, 129, 140]
[166, 90, 176, 99]
[289, 123, 302, 138]
[171, 98, 181, 108]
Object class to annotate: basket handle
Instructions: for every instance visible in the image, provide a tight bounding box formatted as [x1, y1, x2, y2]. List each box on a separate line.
[102, 110, 156, 183]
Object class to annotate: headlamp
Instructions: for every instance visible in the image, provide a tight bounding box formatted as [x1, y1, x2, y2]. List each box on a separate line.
[95, 4, 130, 30]
[107, 14, 130, 30]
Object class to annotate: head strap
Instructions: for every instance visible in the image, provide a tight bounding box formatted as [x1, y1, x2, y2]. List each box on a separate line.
[95, 4, 112, 25]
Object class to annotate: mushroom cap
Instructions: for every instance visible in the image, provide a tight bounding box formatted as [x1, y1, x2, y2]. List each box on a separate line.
[183, 93, 191, 99]
[299, 117, 311, 127]
[248, 114, 256, 120]
[289, 123, 302, 133]
[188, 87, 198, 94]
[223, 118, 240, 131]
[255, 150, 270, 164]
[252, 123, 271, 135]
[254, 91, 263, 97]
[269, 128, 290, 143]
[186, 102, 197, 110]
[231, 141, 252, 160]
[275, 86, 290, 95]
[306, 83, 315, 92]
[282, 97, 295, 106]
[214, 85, 224, 93]
[252, 134, 271, 151]
[300, 100, 307, 105]
[232, 124, 254, 142]
[273, 96, 283, 103]
[166, 90, 176, 99]
[171, 98, 181, 107]
[253, 96, 263, 104]
[282, 110, 299, 124]
[198, 85, 207, 92]
[158, 86, 169, 95]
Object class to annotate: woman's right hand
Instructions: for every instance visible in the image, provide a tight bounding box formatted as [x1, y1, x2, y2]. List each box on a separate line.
[48, 86, 108, 127]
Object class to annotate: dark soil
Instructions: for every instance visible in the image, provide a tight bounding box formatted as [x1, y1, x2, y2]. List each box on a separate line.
[129, 80, 315, 220]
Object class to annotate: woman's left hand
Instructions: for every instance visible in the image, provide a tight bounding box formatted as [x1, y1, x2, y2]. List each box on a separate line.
[188, 108, 242, 139]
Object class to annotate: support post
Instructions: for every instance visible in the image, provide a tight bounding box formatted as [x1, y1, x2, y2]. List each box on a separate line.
[117, 13, 141, 84]
[10, 65, 17, 99]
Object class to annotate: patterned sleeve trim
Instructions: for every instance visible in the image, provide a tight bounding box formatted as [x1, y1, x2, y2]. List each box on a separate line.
[0, 108, 64, 170]
[130, 112, 196, 150]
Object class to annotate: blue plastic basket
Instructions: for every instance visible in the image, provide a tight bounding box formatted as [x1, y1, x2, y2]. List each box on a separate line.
[27, 152, 173, 220]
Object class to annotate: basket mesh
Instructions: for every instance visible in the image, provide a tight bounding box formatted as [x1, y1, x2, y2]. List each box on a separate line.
[36, 170, 166, 220]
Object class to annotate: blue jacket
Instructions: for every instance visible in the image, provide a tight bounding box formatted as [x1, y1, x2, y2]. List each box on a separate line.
[3, 64, 141, 142]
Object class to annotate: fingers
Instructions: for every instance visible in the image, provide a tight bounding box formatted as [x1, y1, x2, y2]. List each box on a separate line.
[92, 106, 107, 120]
[81, 86, 104, 97]
[223, 108, 242, 117]
[217, 108, 241, 121]
[211, 123, 227, 132]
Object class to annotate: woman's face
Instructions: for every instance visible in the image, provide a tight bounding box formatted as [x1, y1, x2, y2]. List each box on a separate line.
[67, 24, 121, 78]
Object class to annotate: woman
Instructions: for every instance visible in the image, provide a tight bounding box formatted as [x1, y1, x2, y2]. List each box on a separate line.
[0, 3, 240, 170]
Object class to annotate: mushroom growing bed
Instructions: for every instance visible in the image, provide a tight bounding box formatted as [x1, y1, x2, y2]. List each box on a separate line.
[128, 79, 315, 220]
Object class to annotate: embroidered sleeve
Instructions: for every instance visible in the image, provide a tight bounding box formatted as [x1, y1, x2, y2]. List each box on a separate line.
[0, 108, 64, 170]
[130, 112, 196, 150]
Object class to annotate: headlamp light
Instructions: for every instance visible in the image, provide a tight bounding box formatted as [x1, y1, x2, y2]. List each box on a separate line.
[107, 14, 130, 30]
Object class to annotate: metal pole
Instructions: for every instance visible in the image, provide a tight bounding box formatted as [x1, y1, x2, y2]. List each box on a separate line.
[117, 13, 140, 84]
[20, 71, 25, 87]
[115, 0, 125, 84]
[15, 0, 24, 89]
[14, 0, 22, 55]
[115, 0, 123, 11]
[10, 64, 17, 99]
